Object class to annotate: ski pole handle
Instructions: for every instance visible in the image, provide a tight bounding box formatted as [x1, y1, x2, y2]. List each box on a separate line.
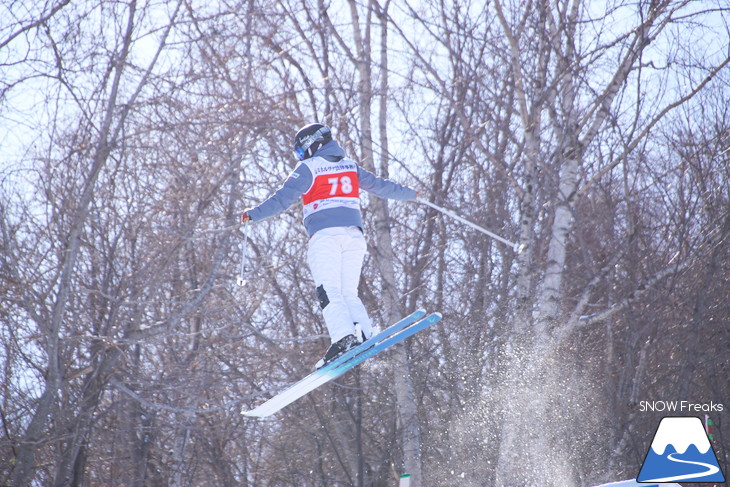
[417, 198, 524, 253]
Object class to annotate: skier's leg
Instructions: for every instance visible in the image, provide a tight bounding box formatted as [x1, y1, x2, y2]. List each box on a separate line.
[340, 227, 372, 339]
[307, 228, 355, 342]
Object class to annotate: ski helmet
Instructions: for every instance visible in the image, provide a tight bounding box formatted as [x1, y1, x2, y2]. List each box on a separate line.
[293, 123, 332, 160]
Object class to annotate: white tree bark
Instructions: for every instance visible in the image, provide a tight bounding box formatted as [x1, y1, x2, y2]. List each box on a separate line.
[347, 1, 424, 485]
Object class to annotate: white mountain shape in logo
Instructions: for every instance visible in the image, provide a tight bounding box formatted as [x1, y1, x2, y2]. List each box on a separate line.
[650, 417, 712, 455]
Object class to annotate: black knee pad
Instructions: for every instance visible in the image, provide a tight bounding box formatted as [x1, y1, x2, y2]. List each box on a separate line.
[316, 285, 330, 309]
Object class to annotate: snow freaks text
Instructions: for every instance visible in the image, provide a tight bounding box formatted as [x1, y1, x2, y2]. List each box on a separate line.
[639, 401, 725, 413]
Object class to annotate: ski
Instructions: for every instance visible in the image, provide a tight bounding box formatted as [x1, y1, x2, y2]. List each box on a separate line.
[242, 310, 425, 418]
[242, 310, 441, 418]
[323, 312, 441, 382]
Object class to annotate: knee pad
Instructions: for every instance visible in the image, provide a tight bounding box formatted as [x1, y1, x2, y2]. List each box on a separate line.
[316, 285, 330, 309]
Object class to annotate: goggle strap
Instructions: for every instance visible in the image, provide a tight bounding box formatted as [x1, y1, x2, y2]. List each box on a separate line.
[297, 127, 329, 153]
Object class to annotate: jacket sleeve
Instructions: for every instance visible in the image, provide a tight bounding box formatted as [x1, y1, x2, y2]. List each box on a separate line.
[247, 164, 313, 222]
[358, 166, 417, 201]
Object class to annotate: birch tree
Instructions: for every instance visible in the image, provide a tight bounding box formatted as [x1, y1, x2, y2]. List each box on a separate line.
[489, 0, 728, 484]
[388, 0, 728, 484]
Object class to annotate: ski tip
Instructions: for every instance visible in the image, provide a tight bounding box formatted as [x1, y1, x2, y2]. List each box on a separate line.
[241, 409, 267, 418]
[241, 405, 272, 418]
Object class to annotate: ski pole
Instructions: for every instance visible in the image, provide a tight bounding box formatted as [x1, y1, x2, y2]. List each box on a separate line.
[417, 198, 524, 254]
[237, 220, 250, 286]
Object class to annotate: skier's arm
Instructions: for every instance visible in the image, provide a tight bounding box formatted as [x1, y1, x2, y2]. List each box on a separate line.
[357, 167, 417, 201]
[245, 164, 313, 222]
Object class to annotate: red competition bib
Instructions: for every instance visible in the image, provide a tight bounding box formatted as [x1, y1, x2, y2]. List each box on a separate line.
[301, 158, 360, 219]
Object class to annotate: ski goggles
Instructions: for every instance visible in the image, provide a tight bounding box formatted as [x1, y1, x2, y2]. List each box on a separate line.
[293, 146, 307, 160]
[293, 127, 330, 160]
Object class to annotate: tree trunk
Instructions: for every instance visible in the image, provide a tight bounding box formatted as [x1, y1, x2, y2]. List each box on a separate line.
[348, 1, 424, 484]
[11, 2, 137, 481]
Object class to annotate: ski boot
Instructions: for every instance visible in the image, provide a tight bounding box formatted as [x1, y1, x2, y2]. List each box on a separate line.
[315, 334, 359, 369]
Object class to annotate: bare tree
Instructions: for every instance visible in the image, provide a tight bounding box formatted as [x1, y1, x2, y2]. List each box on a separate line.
[1, 0, 727, 486]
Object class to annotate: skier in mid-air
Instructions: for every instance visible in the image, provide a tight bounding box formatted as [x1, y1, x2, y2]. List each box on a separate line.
[241, 123, 417, 368]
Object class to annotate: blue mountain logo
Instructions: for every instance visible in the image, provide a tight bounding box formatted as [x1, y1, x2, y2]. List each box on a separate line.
[638, 416, 725, 483]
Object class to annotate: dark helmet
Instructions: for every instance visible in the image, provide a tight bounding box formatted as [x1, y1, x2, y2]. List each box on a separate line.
[293, 123, 332, 160]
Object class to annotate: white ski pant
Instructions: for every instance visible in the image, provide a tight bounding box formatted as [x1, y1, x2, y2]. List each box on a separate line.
[307, 226, 372, 343]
